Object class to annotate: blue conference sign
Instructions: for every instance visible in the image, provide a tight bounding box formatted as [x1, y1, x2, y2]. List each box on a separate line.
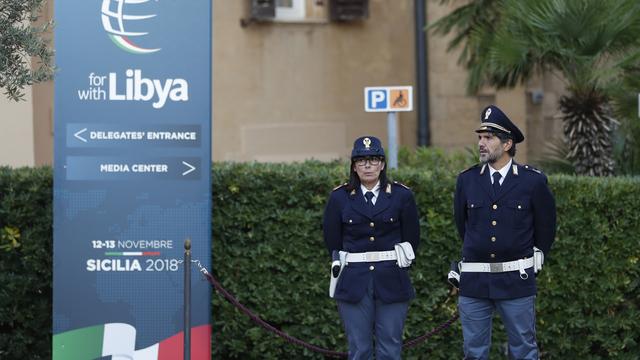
[52, 1, 211, 359]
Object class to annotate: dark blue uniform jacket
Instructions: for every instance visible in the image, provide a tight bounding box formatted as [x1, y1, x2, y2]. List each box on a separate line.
[454, 162, 556, 299]
[323, 182, 420, 304]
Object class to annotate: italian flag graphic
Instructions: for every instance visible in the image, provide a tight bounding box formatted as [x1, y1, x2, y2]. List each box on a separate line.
[53, 323, 210, 360]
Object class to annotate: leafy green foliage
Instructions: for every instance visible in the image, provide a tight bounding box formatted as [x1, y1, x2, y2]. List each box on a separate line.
[540, 175, 640, 359]
[398, 146, 476, 173]
[0, 166, 52, 359]
[433, 0, 640, 95]
[0, 225, 21, 251]
[0, 0, 54, 101]
[0, 164, 639, 359]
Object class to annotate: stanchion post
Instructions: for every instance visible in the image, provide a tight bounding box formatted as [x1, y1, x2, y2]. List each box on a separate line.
[184, 238, 191, 360]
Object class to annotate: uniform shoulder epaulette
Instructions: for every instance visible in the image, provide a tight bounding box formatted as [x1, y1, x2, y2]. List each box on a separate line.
[459, 163, 480, 174]
[522, 164, 543, 174]
[332, 183, 348, 191]
[392, 181, 411, 190]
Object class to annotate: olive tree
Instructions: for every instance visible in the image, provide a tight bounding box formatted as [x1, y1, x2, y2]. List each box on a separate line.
[0, 0, 54, 101]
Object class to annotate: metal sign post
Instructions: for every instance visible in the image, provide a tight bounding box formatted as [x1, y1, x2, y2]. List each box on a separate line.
[387, 112, 399, 169]
[364, 86, 413, 169]
[184, 239, 192, 360]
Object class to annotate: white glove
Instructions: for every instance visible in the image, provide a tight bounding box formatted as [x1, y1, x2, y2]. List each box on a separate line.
[533, 247, 544, 273]
[394, 242, 415, 268]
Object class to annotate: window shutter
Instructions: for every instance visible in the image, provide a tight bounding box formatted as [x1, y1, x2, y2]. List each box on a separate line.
[330, 0, 369, 21]
[252, 0, 276, 20]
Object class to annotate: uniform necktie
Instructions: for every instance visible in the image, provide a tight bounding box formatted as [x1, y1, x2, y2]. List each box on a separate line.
[492, 172, 502, 196]
[364, 191, 375, 208]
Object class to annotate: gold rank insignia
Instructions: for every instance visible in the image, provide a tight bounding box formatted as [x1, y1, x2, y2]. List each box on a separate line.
[332, 183, 347, 191]
[350, 189, 357, 196]
[385, 183, 392, 194]
[393, 181, 410, 190]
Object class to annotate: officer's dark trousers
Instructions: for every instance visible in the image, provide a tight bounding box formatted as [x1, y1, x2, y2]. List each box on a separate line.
[337, 278, 409, 360]
[459, 295, 538, 360]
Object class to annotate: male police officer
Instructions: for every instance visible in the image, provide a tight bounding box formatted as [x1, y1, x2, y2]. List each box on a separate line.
[453, 105, 556, 359]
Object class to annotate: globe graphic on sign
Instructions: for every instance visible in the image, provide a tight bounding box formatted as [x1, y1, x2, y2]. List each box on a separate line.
[101, 0, 160, 54]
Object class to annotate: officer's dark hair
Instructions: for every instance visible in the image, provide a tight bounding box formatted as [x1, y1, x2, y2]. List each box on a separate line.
[495, 132, 516, 157]
[346, 157, 388, 192]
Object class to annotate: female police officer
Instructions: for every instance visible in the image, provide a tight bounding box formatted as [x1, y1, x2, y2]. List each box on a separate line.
[323, 136, 420, 360]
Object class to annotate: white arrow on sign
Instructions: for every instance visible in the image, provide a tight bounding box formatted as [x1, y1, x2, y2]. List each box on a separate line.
[74, 128, 88, 143]
[182, 161, 196, 176]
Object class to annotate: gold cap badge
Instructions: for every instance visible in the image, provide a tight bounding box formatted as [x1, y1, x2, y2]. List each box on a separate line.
[363, 137, 371, 149]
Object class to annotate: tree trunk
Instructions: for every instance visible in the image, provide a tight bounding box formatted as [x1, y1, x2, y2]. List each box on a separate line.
[560, 91, 617, 176]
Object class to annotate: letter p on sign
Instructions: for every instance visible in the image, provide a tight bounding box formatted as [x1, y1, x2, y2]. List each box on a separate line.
[368, 90, 387, 109]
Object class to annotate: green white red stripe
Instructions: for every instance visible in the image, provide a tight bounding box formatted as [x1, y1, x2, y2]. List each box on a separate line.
[53, 323, 211, 360]
[109, 34, 160, 54]
[105, 251, 161, 256]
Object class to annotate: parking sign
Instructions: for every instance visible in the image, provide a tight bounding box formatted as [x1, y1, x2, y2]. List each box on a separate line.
[364, 86, 413, 112]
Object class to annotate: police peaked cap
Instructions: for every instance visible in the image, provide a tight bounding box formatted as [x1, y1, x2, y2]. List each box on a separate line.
[475, 105, 525, 143]
[351, 136, 385, 159]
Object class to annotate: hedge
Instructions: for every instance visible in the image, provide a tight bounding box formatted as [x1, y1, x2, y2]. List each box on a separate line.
[0, 164, 639, 359]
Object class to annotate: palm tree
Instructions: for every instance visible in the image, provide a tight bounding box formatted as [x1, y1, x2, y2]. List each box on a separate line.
[431, 0, 640, 176]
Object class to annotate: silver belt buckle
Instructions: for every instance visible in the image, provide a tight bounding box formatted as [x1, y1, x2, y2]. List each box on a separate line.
[490, 263, 503, 273]
[366, 252, 380, 262]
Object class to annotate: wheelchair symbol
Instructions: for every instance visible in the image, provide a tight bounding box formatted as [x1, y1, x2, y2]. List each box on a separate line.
[391, 90, 407, 108]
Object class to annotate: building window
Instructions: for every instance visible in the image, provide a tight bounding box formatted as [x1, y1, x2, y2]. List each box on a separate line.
[330, 0, 369, 21]
[246, 0, 327, 25]
[275, 0, 306, 21]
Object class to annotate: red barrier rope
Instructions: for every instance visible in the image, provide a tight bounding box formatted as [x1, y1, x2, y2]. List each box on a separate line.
[190, 260, 459, 358]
